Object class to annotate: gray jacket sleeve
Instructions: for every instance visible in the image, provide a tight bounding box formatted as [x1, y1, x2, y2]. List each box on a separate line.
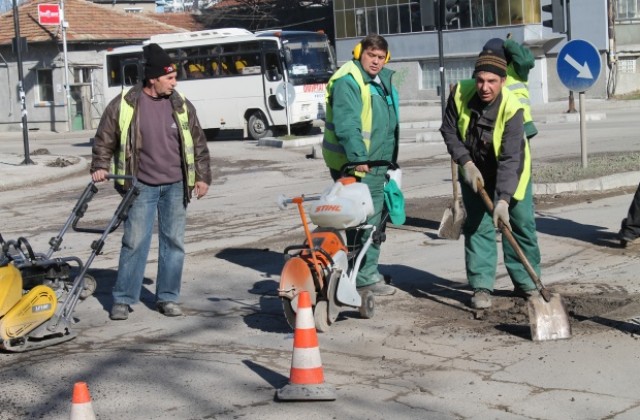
[440, 85, 472, 166]
[495, 109, 525, 202]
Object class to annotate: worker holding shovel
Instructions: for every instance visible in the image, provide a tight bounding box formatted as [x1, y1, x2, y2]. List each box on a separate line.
[439, 45, 540, 310]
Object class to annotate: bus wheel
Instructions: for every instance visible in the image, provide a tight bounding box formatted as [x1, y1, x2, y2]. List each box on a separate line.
[248, 111, 273, 140]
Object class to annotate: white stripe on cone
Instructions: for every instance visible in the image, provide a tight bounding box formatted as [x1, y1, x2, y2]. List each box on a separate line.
[291, 347, 323, 368]
[295, 307, 315, 329]
[70, 402, 96, 420]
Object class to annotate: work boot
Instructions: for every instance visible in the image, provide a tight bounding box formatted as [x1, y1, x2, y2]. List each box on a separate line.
[470, 289, 492, 309]
[110, 303, 129, 321]
[357, 280, 396, 296]
[620, 236, 640, 249]
[156, 301, 183, 317]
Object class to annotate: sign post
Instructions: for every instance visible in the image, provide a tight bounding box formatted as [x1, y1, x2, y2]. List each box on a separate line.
[39, 2, 71, 132]
[59, 0, 72, 132]
[556, 39, 602, 168]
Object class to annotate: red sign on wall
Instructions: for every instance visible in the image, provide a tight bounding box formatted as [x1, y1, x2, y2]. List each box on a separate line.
[38, 4, 61, 25]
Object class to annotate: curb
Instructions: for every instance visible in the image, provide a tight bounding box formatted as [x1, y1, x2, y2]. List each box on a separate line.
[0, 154, 89, 191]
[534, 171, 640, 195]
[257, 134, 323, 148]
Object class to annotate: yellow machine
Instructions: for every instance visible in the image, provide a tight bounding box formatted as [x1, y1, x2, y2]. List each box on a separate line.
[0, 175, 139, 352]
[0, 264, 59, 348]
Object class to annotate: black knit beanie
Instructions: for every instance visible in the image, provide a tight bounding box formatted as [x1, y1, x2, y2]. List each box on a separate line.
[143, 43, 176, 79]
[474, 47, 507, 78]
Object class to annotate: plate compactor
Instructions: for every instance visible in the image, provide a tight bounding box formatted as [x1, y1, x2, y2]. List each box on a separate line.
[277, 161, 398, 332]
[0, 175, 139, 352]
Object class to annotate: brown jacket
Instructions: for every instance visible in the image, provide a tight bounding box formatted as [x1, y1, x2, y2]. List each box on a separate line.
[90, 84, 212, 205]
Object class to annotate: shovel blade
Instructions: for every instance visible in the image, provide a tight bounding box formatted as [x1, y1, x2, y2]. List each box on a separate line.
[527, 293, 572, 341]
[437, 200, 466, 240]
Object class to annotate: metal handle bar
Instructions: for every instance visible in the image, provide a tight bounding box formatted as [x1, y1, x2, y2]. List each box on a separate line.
[339, 160, 399, 177]
[71, 175, 139, 235]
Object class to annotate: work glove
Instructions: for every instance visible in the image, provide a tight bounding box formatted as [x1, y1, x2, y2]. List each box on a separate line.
[493, 199, 511, 230]
[463, 161, 484, 193]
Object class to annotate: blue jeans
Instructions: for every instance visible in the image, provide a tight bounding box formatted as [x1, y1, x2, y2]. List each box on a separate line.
[113, 181, 187, 305]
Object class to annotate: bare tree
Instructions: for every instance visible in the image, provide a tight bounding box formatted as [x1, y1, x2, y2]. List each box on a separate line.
[196, 0, 333, 39]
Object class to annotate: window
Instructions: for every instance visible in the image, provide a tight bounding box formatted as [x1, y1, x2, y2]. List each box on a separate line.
[618, 0, 640, 20]
[421, 58, 475, 90]
[333, 0, 541, 40]
[37, 69, 54, 103]
[618, 58, 637, 73]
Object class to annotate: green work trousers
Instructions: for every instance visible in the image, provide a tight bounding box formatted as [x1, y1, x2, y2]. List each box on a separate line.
[331, 169, 386, 287]
[460, 181, 540, 292]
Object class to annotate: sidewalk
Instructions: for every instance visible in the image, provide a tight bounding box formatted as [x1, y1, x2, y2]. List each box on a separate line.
[1, 98, 639, 193]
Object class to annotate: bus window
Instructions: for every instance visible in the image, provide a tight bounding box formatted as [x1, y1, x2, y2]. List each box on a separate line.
[265, 52, 282, 81]
[187, 61, 206, 79]
[122, 60, 140, 86]
[233, 55, 248, 74]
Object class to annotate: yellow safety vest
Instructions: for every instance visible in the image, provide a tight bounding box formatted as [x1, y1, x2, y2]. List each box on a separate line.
[322, 61, 372, 172]
[454, 79, 531, 201]
[506, 66, 534, 128]
[115, 91, 196, 187]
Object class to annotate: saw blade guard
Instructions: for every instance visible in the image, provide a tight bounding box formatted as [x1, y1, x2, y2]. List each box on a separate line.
[279, 257, 316, 312]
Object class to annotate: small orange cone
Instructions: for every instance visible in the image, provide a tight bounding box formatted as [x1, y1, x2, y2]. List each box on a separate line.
[70, 382, 96, 420]
[277, 290, 336, 401]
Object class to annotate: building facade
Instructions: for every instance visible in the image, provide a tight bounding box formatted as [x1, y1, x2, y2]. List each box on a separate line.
[332, 0, 640, 105]
[0, 0, 200, 132]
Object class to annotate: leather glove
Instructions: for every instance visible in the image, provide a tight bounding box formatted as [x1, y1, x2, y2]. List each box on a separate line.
[493, 199, 511, 230]
[463, 161, 484, 193]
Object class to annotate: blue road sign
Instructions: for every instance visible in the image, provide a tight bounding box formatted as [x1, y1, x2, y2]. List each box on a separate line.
[557, 39, 602, 92]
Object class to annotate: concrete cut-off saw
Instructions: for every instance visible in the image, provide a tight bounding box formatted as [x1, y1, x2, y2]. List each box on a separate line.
[0, 175, 139, 352]
[277, 161, 399, 332]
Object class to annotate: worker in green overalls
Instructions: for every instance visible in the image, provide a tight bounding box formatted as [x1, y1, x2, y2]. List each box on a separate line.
[440, 44, 541, 309]
[322, 34, 400, 296]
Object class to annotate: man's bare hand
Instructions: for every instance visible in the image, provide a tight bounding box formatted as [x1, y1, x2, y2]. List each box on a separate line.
[355, 164, 370, 173]
[91, 169, 108, 183]
[193, 181, 209, 199]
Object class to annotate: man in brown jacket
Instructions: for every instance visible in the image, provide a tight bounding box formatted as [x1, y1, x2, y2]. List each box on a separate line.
[90, 43, 212, 320]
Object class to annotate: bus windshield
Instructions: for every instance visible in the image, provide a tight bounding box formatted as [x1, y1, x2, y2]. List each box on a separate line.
[280, 33, 335, 86]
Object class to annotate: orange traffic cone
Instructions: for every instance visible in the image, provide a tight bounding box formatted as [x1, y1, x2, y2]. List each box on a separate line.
[70, 381, 96, 420]
[277, 290, 336, 401]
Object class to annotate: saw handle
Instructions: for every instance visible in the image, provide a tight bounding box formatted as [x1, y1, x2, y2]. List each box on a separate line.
[476, 181, 551, 302]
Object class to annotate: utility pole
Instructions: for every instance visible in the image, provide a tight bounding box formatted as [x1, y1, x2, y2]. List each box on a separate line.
[12, 0, 34, 165]
[61, 0, 72, 131]
[565, 0, 576, 113]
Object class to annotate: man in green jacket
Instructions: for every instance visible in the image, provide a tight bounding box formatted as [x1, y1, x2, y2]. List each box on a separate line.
[322, 34, 400, 296]
[440, 46, 540, 309]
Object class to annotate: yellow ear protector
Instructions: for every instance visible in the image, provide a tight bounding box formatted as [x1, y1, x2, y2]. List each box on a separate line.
[352, 42, 391, 64]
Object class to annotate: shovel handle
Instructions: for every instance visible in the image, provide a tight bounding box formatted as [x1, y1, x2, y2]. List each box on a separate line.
[450, 159, 460, 200]
[476, 181, 551, 302]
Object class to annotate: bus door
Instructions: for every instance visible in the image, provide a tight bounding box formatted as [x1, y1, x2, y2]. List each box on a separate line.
[262, 49, 287, 125]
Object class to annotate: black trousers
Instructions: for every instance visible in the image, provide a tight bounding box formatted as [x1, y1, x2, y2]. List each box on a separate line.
[620, 182, 640, 240]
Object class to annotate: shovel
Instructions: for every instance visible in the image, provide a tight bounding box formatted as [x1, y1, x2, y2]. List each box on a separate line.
[438, 160, 466, 240]
[477, 182, 571, 342]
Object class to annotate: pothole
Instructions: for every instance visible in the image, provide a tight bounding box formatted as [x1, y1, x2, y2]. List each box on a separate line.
[471, 292, 640, 336]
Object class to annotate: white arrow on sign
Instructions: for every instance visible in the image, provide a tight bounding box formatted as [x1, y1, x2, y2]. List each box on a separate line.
[563, 54, 593, 79]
